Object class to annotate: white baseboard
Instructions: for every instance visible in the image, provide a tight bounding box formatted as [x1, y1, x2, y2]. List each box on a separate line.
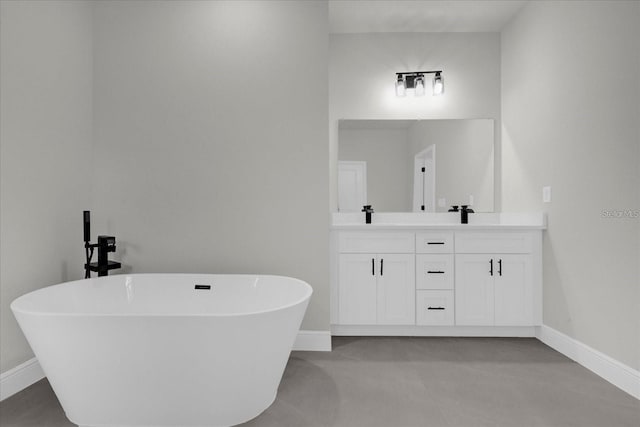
[0, 357, 45, 401]
[332, 324, 537, 337]
[536, 325, 640, 400]
[293, 330, 332, 351]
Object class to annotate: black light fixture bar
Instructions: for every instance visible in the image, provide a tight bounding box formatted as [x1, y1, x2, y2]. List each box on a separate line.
[395, 70, 444, 96]
[396, 71, 442, 89]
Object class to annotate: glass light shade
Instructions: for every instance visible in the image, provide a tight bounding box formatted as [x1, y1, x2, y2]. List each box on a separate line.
[414, 76, 425, 96]
[432, 74, 444, 96]
[395, 76, 406, 97]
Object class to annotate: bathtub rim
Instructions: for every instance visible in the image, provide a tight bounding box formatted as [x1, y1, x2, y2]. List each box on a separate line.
[10, 273, 313, 318]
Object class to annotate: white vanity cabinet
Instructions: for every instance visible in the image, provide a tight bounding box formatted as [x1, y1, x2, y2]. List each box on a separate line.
[415, 232, 455, 326]
[455, 232, 535, 326]
[455, 254, 533, 325]
[338, 233, 415, 325]
[331, 219, 543, 337]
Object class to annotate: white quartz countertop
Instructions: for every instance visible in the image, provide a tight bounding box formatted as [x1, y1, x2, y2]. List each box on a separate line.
[331, 212, 547, 230]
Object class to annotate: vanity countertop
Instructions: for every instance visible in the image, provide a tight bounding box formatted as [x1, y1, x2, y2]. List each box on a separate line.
[331, 212, 547, 230]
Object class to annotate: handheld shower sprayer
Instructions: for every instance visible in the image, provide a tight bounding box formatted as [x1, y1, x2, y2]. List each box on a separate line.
[83, 211, 91, 243]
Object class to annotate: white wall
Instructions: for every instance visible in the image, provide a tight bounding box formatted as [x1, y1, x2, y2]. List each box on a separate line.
[0, 1, 93, 372]
[330, 32, 501, 212]
[502, 1, 640, 369]
[91, 1, 329, 330]
[339, 128, 411, 211]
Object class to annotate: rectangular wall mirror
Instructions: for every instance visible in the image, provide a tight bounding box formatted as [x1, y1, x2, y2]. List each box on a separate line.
[338, 119, 494, 213]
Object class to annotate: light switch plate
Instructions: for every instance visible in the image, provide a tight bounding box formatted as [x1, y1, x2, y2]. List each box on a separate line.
[438, 198, 446, 208]
[543, 186, 552, 203]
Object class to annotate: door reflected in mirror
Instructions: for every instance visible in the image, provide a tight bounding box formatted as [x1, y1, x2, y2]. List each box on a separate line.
[338, 119, 494, 213]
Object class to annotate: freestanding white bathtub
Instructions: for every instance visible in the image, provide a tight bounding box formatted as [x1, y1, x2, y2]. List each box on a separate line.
[11, 274, 312, 427]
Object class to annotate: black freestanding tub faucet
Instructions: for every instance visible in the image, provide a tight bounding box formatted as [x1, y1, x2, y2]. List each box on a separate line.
[83, 211, 121, 278]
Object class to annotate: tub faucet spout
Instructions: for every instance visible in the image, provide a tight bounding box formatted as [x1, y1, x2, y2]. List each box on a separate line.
[96, 236, 120, 277]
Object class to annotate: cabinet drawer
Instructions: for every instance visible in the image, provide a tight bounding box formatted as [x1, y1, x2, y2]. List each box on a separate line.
[416, 232, 454, 253]
[416, 254, 454, 290]
[339, 232, 414, 253]
[416, 290, 454, 326]
[455, 232, 532, 254]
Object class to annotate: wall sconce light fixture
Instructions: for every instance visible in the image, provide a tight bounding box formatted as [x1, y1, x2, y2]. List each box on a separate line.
[395, 71, 444, 97]
[395, 74, 407, 97]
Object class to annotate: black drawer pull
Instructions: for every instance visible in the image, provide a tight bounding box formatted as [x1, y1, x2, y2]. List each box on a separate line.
[380, 258, 384, 276]
[427, 271, 445, 274]
[489, 259, 494, 276]
[427, 307, 445, 310]
[372, 258, 375, 276]
[498, 259, 502, 276]
[427, 242, 445, 245]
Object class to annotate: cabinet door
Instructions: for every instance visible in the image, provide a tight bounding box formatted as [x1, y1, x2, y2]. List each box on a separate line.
[494, 255, 533, 326]
[338, 254, 377, 324]
[455, 254, 494, 326]
[377, 254, 415, 325]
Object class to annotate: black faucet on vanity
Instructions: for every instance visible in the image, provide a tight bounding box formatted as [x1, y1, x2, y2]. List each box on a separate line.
[362, 205, 374, 224]
[448, 204, 474, 224]
[460, 205, 474, 224]
[83, 211, 121, 278]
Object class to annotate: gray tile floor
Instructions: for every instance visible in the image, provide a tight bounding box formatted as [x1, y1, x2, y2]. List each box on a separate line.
[1, 337, 638, 427]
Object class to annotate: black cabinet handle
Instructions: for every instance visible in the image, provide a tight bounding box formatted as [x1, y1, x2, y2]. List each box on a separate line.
[427, 242, 445, 245]
[372, 258, 375, 276]
[498, 259, 502, 276]
[380, 258, 384, 276]
[489, 259, 494, 276]
[427, 271, 445, 274]
[427, 307, 445, 310]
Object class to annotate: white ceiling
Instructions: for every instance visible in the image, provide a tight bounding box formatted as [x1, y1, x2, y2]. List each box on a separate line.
[329, 0, 528, 33]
